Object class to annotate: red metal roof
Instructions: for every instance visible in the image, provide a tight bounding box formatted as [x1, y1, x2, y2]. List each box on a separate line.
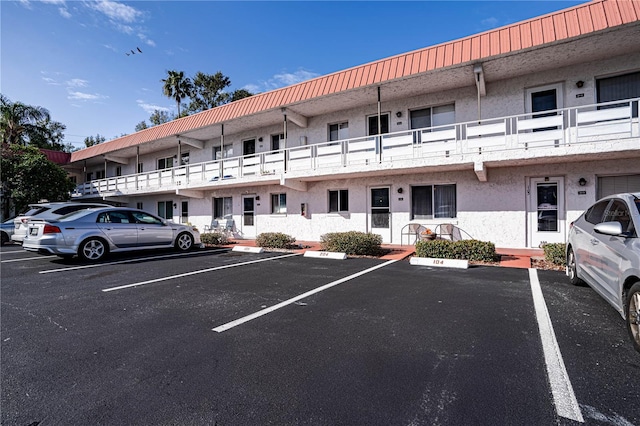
[70, 0, 640, 163]
[40, 149, 71, 165]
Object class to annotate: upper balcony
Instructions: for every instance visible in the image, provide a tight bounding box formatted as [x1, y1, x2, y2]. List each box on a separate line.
[73, 98, 640, 199]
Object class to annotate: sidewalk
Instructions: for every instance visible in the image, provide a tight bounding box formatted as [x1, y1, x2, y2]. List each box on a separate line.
[223, 239, 544, 267]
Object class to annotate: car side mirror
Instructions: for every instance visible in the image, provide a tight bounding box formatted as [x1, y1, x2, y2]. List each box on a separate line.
[594, 221, 624, 237]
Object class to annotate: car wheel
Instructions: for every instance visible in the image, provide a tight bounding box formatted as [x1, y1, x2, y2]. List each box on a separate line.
[1, 232, 8, 245]
[567, 248, 584, 286]
[175, 232, 194, 252]
[79, 238, 108, 261]
[626, 282, 640, 353]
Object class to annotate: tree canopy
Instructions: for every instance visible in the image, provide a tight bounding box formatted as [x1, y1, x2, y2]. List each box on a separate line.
[1, 143, 75, 217]
[84, 134, 106, 148]
[161, 70, 193, 118]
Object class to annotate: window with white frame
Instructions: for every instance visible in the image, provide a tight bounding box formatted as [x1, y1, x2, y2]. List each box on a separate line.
[214, 145, 233, 160]
[136, 202, 143, 210]
[329, 122, 349, 141]
[597, 71, 640, 117]
[411, 184, 457, 219]
[271, 133, 284, 151]
[329, 189, 349, 213]
[95, 170, 105, 179]
[271, 193, 287, 214]
[214, 197, 233, 219]
[157, 156, 174, 170]
[410, 104, 455, 142]
[115, 166, 122, 176]
[157, 201, 173, 219]
[181, 201, 189, 223]
[367, 114, 389, 135]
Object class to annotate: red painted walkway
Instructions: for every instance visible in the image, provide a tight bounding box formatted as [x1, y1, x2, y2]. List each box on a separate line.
[222, 239, 544, 268]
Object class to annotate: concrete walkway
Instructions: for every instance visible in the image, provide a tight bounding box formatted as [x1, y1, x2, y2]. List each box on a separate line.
[222, 238, 545, 267]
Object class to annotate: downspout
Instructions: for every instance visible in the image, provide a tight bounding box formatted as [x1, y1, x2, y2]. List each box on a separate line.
[282, 109, 288, 171]
[377, 86, 382, 162]
[220, 124, 224, 179]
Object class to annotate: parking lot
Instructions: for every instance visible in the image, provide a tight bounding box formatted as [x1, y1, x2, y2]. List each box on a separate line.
[1, 244, 639, 425]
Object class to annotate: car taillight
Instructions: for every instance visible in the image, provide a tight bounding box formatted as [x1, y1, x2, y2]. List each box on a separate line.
[43, 224, 61, 234]
[21, 218, 29, 224]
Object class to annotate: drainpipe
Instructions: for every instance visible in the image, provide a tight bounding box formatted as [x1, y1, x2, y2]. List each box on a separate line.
[220, 124, 224, 179]
[473, 64, 485, 123]
[282, 108, 288, 171]
[135, 146, 139, 190]
[377, 86, 382, 162]
[177, 140, 181, 166]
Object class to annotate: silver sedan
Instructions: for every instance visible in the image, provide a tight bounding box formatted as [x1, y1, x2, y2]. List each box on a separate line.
[566, 192, 640, 353]
[22, 207, 201, 262]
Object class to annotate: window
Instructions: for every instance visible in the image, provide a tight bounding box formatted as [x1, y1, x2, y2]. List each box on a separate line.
[597, 71, 640, 116]
[157, 156, 174, 170]
[367, 114, 389, 135]
[214, 197, 233, 219]
[271, 193, 287, 214]
[132, 211, 163, 225]
[598, 175, 640, 199]
[137, 163, 144, 173]
[85, 172, 93, 182]
[95, 170, 105, 179]
[180, 152, 189, 165]
[584, 200, 609, 225]
[329, 122, 349, 141]
[271, 133, 284, 151]
[329, 190, 349, 212]
[115, 166, 122, 177]
[214, 145, 233, 160]
[157, 201, 173, 219]
[243, 139, 256, 156]
[411, 184, 456, 219]
[181, 201, 189, 223]
[410, 104, 455, 142]
[603, 199, 633, 234]
[136, 202, 143, 210]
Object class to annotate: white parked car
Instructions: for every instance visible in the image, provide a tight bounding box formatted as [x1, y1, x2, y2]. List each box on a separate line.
[566, 192, 640, 353]
[11, 202, 110, 243]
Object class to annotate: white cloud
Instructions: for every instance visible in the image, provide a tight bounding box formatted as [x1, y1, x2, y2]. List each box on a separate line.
[136, 100, 170, 115]
[481, 17, 499, 28]
[113, 22, 134, 35]
[89, 0, 142, 23]
[41, 0, 66, 4]
[58, 7, 71, 18]
[68, 91, 107, 101]
[18, 0, 32, 9]
[250, 69, 320, 93]
[103, 44, 118, 52]
[66, 78, 88, 88]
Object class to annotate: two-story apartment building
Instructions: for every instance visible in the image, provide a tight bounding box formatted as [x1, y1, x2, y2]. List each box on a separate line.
[67, 0, 640, 248]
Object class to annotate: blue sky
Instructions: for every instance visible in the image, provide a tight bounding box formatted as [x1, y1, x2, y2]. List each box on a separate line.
[1, 0, 584, 149]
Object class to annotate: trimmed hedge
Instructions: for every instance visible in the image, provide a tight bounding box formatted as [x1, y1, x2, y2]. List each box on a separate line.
[320, 231, 383, 256]
[200, 232, 229, 246]
[543, 242, 566, 266]
[256, 232, 296, 249]
[415, 239, 498, 262]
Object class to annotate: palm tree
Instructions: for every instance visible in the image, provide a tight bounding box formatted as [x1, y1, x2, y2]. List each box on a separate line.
[0, 94, 51, 145]
[161, 71, 193, 118]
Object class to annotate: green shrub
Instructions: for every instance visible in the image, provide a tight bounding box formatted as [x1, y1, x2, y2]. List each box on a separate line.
[320, 231, 383, 256]
[200, 232, 229, 246]
[415, 239, 498, 262]
[256, 232, 296, 249]
[543, 243, 566, 266]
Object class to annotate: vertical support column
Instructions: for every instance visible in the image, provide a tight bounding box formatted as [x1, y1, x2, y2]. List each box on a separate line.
[377, 86, 382, 163]
[135, 146, 139, 190]
[220, 124, 225, 179]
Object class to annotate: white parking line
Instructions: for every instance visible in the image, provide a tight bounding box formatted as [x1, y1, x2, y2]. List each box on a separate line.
[529, 268, 584, 423]
[213, 259, 399, 333]
[39, 249, 228, 274]
[102, 253, 301, 292]
[2, 255, 57, 263]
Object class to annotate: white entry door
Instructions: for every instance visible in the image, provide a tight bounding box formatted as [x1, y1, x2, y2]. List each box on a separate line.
[528, 177, 565, 248]
[242, 195, 256, 239]
[369, 187, 391, 243]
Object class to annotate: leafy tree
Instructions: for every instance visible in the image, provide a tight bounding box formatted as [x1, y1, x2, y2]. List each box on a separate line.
[149, 110, 171, 125]
[188, 71, 231, 113]
[1, 94, 51, 146]
[84, 134, 106, 147]
[161, 70, 193, 118]
[135, 121, 148, 132]
[1, 143, 75, 217]
[28, 117, 67, 151]
[229, 88, 254, 103]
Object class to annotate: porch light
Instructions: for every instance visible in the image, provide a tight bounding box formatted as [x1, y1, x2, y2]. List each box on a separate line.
[578, 178, 587, 186]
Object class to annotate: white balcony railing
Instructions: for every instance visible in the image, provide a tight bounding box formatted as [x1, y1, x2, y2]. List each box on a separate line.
[74, 98, 639, 197]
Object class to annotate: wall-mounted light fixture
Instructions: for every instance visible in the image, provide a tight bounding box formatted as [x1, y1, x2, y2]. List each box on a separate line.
[397, 187, 404, 194]
[173, 202, 178, 208]
[255, 195, 260, 201]
[578, 177, 587, 186]
[396, 111, 402, 118]
[576, 80, 584, 88]
[258, 137, 263, 142]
